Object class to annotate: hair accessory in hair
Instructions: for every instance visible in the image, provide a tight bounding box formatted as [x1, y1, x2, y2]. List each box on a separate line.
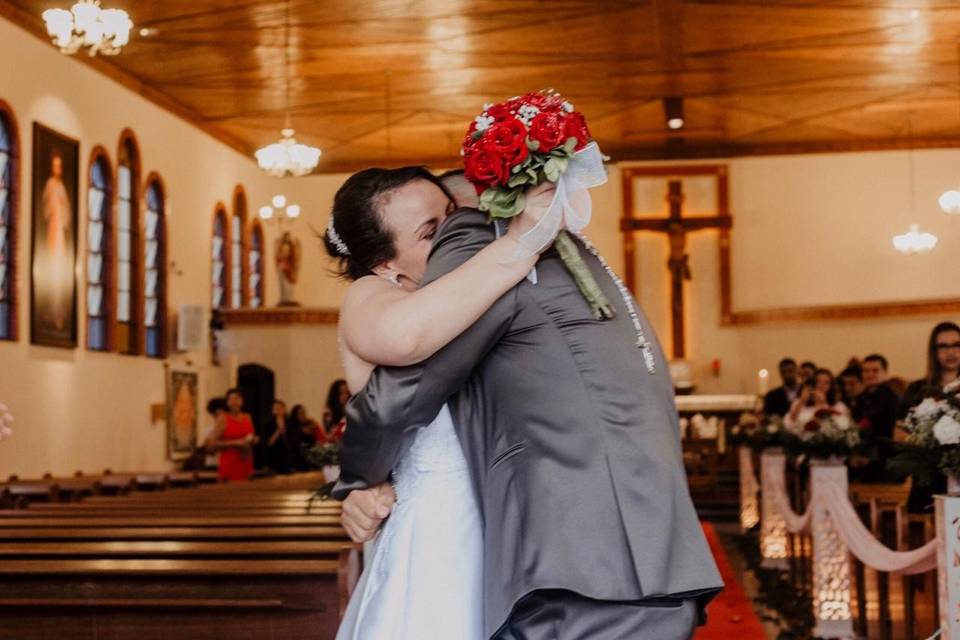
[326, 217, 351, 256]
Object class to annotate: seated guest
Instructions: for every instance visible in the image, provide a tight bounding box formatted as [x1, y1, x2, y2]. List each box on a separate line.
[204, 388, 258, 482]
[903, 321, 960, 413]
[856, 354, 900, 440]
[321, 379, 349, 437]
[763, 357, 800, 417]
[786, 368, 849, 428]
[838, 364, 864, 409]
[799, 360, 817, 385]
[902, 322, 960, 511]
[182, 398, 226, 470]
[265, 400, 293, 474]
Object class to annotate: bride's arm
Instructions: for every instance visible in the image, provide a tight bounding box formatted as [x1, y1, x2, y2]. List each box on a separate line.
[340, 189, 554, 368]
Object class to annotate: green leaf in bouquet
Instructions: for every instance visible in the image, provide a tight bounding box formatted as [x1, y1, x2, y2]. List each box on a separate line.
[544, 156, 569, 182]
[481, 187, 525, 219]
[507, 172, 532, 188]
[526, 137, 540, 151]
[525, 166, 540, 182]
[564, 136, 578, 153]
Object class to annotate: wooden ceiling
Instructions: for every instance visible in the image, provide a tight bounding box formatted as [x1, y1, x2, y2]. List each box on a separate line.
[4, 0, 960, 172]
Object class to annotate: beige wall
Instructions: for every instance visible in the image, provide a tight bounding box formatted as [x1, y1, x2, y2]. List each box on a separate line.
[0, 18, 288, 477]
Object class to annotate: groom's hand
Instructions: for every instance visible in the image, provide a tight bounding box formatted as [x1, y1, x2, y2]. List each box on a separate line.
[341, 482, 396, 543]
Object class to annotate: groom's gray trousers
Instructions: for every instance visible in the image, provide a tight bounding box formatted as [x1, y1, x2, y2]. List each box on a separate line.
[492, 590, 698, 640]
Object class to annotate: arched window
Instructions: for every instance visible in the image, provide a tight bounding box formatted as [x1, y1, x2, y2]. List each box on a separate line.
[249, 221, 264, 308]
[230, 186, 247, 308]
[144, 175, 166, 358]
[86, 148, 112, 351]
[211, 205, 227, 308]
[116, 131, 140, 355]
[0, 103, 17, 341]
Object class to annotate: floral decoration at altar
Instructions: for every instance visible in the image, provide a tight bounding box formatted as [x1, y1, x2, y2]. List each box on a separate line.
[730, 413, 786, 452]
[890, 379, 960, 487]
[782, 409, 861, 461]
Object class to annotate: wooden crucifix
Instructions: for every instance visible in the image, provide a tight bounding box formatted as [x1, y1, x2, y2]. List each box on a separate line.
[621, 180, 732, 359]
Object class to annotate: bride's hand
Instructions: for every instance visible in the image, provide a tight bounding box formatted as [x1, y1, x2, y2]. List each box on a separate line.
[507, 181, 557, 249]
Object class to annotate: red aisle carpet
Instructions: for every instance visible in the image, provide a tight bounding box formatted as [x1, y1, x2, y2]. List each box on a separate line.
[694, 523, 768, 640]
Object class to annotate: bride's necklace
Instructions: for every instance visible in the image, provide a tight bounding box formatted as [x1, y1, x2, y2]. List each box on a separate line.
[574, 233, 656, 375]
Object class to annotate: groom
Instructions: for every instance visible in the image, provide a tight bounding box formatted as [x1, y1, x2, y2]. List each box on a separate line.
[334, 172, 723, 638]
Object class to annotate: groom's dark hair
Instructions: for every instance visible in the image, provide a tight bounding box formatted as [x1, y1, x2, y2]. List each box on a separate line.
[325, 166, 453, 281]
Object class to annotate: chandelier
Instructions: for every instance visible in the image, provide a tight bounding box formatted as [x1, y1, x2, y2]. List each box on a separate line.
[258, 194, 301, 221]
[255, 128, 321, 177]
[892, 224, 938, 255]
[939, 189, 960, 215]
[254, 0, 322, 175]
[42, 1, 132, 57]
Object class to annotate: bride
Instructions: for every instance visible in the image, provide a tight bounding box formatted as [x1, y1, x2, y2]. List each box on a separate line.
[325, 166, 555, 639]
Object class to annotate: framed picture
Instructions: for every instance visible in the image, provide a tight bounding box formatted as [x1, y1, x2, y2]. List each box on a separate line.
[31, 123, 79, 348]
[167, 369, 199, 460]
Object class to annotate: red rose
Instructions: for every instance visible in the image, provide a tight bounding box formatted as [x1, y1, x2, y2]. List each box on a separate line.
[485, 117, 528, 167]
[564, 111, 591, 150]
[464, 144, 510, 188]
[857, 418, 872, 430]
[529, 111, 567, 152]
[486, 103, 514, 123]
[804, 420, 820, 433]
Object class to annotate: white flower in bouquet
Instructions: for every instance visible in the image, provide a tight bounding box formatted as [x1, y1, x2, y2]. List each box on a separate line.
[915, 397, 947, 420]
[932, 413, 960, 446]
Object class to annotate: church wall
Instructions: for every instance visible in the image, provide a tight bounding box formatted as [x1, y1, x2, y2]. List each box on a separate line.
[0, 18, 283, 477]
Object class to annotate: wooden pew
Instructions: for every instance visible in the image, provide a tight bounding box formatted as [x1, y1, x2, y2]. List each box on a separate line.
[0, 473, 359, 638]
[0, 558, 348, 640]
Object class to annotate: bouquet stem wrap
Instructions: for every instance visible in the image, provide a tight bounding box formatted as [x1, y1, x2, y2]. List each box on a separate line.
[514, 142, 614, 320]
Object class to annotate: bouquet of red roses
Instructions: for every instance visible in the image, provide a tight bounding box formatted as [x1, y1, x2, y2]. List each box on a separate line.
[461, 90, 614, 319]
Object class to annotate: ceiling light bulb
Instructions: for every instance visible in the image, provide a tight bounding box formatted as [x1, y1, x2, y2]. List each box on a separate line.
[271, 194, 286, 208]
[259, 205, 273, 220]
[286, 204, 301, 218]
[667, 118, 684, 130]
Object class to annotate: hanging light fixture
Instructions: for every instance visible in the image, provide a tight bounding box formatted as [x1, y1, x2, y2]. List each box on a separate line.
[42, 1, 132, 57]
[892, 115, 938, 255]
[255, 0, 321, 176]
[893, 224, 938, 254]
[938, 43, 960, 215]
[259, 195, 301, 223]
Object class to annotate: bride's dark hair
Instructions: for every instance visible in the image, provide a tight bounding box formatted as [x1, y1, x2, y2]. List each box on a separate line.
[324, 166, 453, 281]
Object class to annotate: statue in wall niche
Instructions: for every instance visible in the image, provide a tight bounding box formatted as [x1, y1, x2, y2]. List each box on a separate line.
[275, 231, 301, 307]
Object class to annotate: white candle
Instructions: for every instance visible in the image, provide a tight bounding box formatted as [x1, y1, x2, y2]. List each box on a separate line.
[758, 368, 770, 396]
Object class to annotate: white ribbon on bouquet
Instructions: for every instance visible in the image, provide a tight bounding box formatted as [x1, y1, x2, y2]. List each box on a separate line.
[513, 141, 608, 257]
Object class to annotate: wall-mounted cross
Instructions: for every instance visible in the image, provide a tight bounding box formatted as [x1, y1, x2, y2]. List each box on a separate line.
[621, 179, 732, 359]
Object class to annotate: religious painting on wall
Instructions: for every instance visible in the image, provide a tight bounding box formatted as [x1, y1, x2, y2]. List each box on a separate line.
[166, 369, 198, 460]
[30, 123, 79, 348]
[275, 231, 300, 306]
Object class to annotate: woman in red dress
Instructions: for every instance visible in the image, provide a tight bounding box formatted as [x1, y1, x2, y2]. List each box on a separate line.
[205, 388, 257, 482]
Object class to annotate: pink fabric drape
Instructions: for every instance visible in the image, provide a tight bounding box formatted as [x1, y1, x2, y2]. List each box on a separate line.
[763, 457, 936, 574]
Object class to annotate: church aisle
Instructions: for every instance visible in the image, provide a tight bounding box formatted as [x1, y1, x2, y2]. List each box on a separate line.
[695, 523, 768, 640]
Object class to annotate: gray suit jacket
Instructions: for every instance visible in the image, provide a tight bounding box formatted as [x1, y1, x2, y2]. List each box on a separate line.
[336, 209, 723, 636]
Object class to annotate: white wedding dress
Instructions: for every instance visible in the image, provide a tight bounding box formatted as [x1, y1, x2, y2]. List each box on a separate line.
[336, 404, 484, 640]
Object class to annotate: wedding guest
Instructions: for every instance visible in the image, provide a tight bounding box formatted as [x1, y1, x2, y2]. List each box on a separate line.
[855, 354, 900, 441]
[838, 365, 864, 409]
[204, 388, 257, 482]
[763, 357, 800, 417]
[189, 397, 226, 470]
[321, 379, 350, 436]
[265, 399, 292, 474]
[902, 321, 960, 414]
[785, 368, 849, 428]
[902, 322, 960, 511]
[799, 360, 817, 385]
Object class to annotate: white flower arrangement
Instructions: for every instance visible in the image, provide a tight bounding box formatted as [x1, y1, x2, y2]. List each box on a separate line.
[933, 414, 960, 446]
[0, 403, 13, 441]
